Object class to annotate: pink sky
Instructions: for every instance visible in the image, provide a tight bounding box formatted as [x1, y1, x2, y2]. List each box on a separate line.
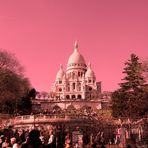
[0, 0, 148, 92]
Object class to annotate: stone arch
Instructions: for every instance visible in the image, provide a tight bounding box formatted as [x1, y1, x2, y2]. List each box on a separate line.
[67, 104, 76, 110]
[66, 104, 76, 114]
[77, 94, 82, 99]
[89, 87, 92, 91]
[66, 95, 70, 99]
[72, 95, 76, 99]
[67, 83, 70, 91]
[78, 71, 80, 77]
[52, 105, 62, 113]
[72, 83, 75, 90]
[78, 82, 81, 91]
[59, 88, 62, 92]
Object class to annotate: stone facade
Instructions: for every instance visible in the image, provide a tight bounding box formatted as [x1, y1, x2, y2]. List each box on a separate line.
[51, 41, 101, 100]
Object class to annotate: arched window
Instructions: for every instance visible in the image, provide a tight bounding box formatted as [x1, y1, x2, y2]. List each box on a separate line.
[67, 87, 70, 91]
[72, 95, 76, 99]
[66, 95, 70, 99]
[78, 82, 81, 91]
[78, 71, 80, 77]
[52, 105, 62, 113]
[89, 87, 92, 91]
[78, 95, 81, 99]
[67, 83, 70, 91]
[73, 83, 75, 90]
[72, 72, 75, 78]
[59, 88, 62, 92]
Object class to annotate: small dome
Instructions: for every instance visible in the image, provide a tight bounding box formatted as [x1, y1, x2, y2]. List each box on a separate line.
[56, 64, 65, 80]
[67, 41, 86, 70]
[85, 62, 95, 78]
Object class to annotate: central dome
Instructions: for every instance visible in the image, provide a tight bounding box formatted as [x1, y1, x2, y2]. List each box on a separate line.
[67, 41, 86, 71]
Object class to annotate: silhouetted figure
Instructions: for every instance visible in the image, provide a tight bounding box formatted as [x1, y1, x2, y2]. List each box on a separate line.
[56, 126, 65, 148]
[21, 130, 44, 148]
[0, 136, 3, 148]
[100, 145, 106, 148]
[92, 141, 97, 148]
[127, 144, 131, 148]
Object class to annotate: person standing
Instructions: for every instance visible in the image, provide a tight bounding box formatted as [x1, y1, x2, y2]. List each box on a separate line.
[21, 130, 44, 148]
[47, 131, 55, 148]
[10, 137, 19, 148]
[2, 137, 10, 148]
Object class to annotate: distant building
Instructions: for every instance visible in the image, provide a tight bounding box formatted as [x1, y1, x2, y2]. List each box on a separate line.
[32, 42, 111, 113]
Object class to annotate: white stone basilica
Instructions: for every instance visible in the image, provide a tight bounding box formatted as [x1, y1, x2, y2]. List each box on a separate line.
[33, 42, 110, 113]
[51, 41, 101, 100]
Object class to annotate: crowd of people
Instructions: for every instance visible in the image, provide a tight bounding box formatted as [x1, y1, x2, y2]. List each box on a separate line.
[0, 125, 140, 148]
[0, 125, 111, 148]
[0, 125, 66, 148]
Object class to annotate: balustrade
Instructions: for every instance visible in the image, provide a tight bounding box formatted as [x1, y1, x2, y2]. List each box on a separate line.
[14, 114, 91, 125]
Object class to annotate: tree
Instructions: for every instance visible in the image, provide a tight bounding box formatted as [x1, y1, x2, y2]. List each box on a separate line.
[17, 89, 36, 115]
[0, 49, 31, 114]
[142, 58, 148, 82]
[0, 49, 23, 74]
[112, 54, 148, 119]
[28, 88, 37, 99]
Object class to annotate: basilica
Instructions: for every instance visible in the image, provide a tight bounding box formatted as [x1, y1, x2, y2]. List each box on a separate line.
[32, 42, 111, 113]
[51, 41, 101, 100]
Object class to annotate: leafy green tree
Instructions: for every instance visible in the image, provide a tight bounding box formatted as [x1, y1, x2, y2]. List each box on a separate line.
[0, 49, 31, 114]
[112, 54, 148, 119]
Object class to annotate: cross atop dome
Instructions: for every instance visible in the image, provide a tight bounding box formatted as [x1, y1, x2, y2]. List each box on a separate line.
[60, 64, 63, 69]
[88, 62, 91, 68]
[74, 41, 78, 52]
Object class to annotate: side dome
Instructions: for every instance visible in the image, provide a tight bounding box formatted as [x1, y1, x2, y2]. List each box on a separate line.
[85, 62, 95, 78]
[67, 41, 86, 71]
[56, 64, 65, 80]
